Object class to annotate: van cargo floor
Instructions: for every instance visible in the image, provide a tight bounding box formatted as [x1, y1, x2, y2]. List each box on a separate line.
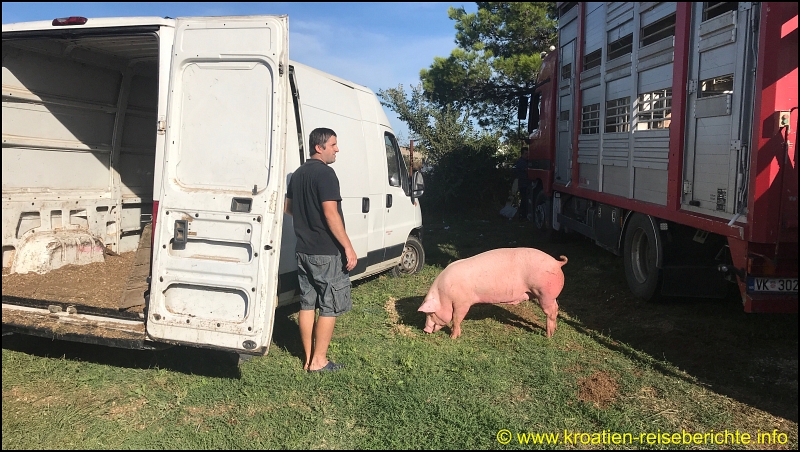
[2, 248, 143, 312]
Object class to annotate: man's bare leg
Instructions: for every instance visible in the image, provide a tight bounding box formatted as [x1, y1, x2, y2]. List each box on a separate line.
[307, 316, 336, 371]
[298, 309, 317, 371]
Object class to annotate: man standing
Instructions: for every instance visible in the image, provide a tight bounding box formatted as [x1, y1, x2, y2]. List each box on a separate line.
[284, 128, 357, 372]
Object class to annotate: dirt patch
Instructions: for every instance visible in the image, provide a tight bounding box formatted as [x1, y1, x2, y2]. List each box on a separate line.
[106, 397, 148, 418]
[2, 252, 139, 311]
[577, 371, 619, 408]
[182, 404, 236, 429]
[385, 297, 415, 337]
[5, 386, 67, 407]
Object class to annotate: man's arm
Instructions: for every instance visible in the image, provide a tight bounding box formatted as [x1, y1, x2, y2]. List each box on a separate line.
[284, 198, 292, 217]
[321, 200, 357, 271]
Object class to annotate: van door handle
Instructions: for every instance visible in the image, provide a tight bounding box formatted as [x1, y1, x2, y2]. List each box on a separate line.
[386, 194, 392, 208]
[362, 197, 370, 213]
[173, 220, 188, 250]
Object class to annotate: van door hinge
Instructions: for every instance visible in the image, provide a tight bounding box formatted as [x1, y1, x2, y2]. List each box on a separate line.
[157, 118, 166, 135]
[279, 63, 284, 76]
[683, 180, 692, 195]
[731, 139, 742, 152]
[688, 79, 697, 95]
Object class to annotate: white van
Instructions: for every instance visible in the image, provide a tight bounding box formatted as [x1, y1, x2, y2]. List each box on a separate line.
[1, 15, 424, 355]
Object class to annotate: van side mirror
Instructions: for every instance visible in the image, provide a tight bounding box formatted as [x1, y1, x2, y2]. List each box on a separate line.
[412, 171, 424, 198]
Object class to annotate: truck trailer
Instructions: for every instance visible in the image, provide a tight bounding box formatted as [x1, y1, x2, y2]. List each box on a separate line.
[2, 15, 426, 354]
[522, 2, 797, 311]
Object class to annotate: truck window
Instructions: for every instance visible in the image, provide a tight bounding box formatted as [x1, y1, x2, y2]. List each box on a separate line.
[583, 49, 602, 71]
[559, 2, 577, 17]
[640, 14, 676, 47]
[581, 104, 600, 134]
[529, 92, 542, 132]
[607, 34, 633, 61]
[637, 88, 672, 130]
[703, 2, 738, 21]
[605, 97, 631, 133]
[561, 63, 572, 81]
[698, 75, 734, 98]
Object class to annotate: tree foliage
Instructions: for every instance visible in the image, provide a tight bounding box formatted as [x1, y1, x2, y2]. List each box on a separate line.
[378, 83, 510, 213]
[377, 3, 557, 212]
[378, 83, 476, 165]
[421, 2, 557, 134]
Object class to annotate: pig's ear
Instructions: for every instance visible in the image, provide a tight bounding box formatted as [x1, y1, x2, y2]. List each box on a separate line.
[418, 296, 439, 313]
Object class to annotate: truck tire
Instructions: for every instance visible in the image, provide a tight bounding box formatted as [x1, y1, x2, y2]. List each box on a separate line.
[623, 213, 662, 301]
[391, 235, 425, 277]
[533, 190, 556, 241]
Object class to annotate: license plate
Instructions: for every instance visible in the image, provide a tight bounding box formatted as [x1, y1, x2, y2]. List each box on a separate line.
[747, 277, 799, 293]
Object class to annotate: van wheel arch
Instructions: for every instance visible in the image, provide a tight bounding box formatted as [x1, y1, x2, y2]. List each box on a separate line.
[391, 234, 425, 277]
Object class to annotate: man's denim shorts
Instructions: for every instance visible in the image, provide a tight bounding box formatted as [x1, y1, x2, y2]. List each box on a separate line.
[296, 252, 352, 317]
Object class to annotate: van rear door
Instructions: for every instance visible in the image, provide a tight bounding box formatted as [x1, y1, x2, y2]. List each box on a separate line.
[147, 16, 289, 354]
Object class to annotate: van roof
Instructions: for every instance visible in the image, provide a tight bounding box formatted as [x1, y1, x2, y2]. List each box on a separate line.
[2, 16, 175, 32]
[289, 60, 375, 96]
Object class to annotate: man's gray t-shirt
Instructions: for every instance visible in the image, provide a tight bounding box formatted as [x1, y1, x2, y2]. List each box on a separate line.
[286, 159, 344, 255]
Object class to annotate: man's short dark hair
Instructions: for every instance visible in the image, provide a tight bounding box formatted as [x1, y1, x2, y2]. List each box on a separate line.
[309, 128, 337, 155]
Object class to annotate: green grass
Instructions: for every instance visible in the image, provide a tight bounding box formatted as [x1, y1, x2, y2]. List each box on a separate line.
[3, 212, 797, 449]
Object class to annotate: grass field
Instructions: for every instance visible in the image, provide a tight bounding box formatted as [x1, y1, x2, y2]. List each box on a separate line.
[2, 211, 797, 449]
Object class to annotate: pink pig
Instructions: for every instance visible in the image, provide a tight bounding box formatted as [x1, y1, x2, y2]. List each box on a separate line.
[418, 248, 567, 338]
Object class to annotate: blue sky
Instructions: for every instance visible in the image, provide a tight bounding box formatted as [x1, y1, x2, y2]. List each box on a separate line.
[2, 2, 478, 141]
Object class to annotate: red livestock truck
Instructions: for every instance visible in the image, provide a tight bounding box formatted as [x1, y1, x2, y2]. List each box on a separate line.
[522, 2, 797, 312]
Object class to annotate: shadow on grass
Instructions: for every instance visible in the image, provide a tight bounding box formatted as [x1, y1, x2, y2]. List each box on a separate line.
[421, 212, 798, 422]
[270, 274, 387, 368]
[1, 333, 242, 378]
[561, 292, 799, 423]
[270, 302, 303, 367]
[544, 237, 798, 423]
[393, 296, 550, 337]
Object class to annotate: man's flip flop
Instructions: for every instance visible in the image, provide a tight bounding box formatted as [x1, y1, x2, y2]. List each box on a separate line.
[309, 361, 344, 373]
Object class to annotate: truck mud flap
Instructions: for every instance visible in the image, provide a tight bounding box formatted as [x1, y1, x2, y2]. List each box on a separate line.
[2, 299, 154, 350]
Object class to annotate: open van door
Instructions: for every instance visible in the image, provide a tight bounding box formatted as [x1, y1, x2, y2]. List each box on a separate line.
[148, 16, 289, 354]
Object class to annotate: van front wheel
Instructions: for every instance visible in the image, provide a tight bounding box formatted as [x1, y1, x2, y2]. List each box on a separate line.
[391, 235, 425, 277]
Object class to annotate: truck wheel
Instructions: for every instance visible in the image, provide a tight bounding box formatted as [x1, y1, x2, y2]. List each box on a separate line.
[623, 214, 662, 301]
[533, 190, 556, 241]
[391, 235, 425, 277]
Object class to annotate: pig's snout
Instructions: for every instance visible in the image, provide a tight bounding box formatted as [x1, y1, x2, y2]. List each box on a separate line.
[545, 315, 557, 338]
[540, 298, 559, 338]
[423, 313, 444, 334]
